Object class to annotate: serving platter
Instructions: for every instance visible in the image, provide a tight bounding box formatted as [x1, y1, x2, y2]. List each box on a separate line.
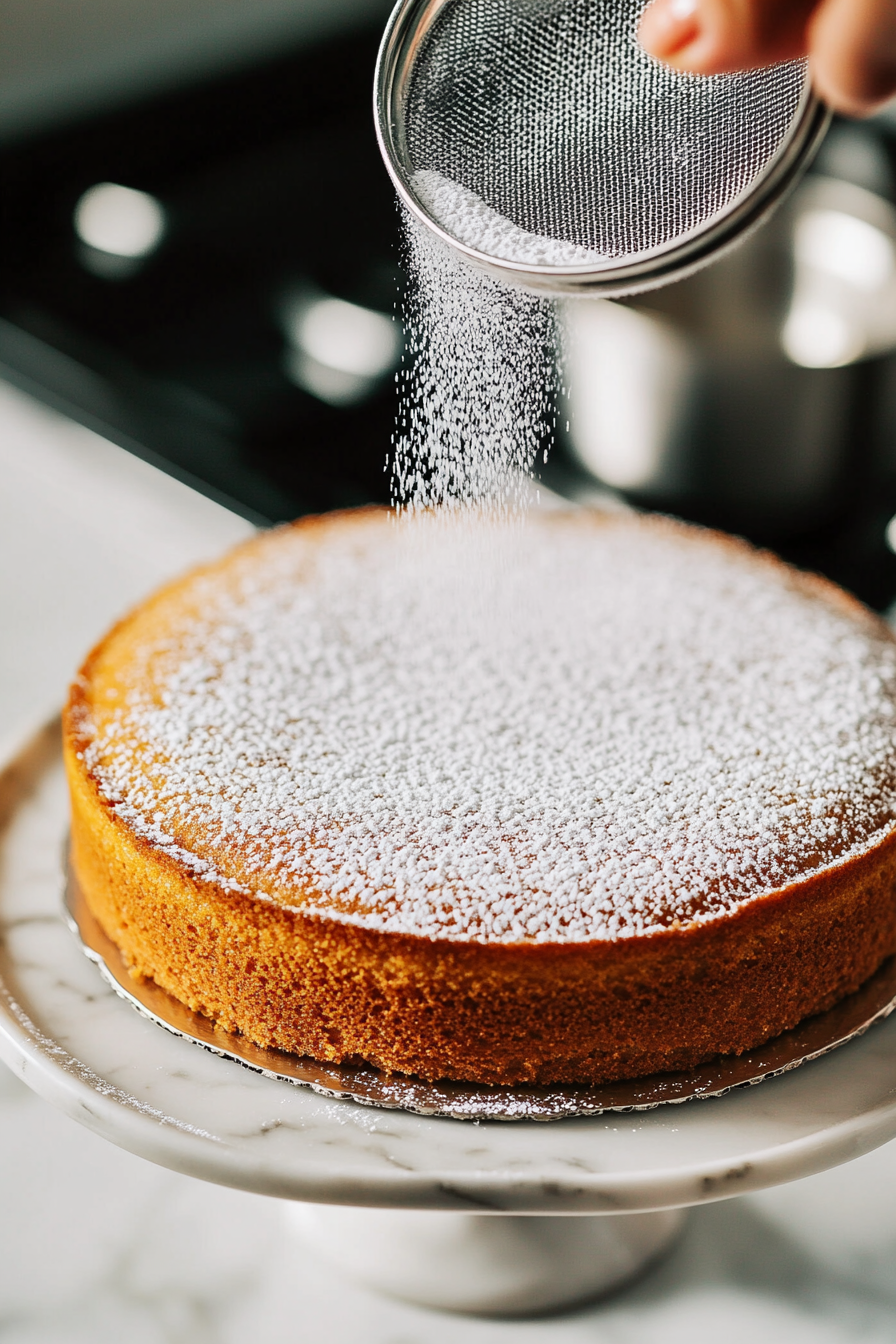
[65, 859, 896, 1122]
[4, 723, 896, 1214]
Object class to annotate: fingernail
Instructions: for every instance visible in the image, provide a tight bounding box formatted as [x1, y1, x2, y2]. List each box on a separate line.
[639, 0, 701, 58]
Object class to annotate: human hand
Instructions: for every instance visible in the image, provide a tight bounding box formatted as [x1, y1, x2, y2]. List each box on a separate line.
[639, 0, 896, 116]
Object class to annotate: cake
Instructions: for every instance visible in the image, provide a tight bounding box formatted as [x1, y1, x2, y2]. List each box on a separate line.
[63, 507, 896, 1087]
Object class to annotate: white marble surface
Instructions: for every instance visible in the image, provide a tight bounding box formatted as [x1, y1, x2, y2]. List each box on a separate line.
[4, 736, 896, 1217]
[0, 379, 253, 764]
[2, 377, 896, 1336]
[3, 1051, 896, 1341]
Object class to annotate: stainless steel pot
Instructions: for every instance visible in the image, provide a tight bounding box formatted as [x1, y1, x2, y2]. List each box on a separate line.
[552, 119, 896, 609]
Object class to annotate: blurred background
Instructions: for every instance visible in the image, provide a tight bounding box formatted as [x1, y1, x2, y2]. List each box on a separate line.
[5, 0, 896, 609]
[0, 0, 397, 526]
[4, 4, 896, 1341]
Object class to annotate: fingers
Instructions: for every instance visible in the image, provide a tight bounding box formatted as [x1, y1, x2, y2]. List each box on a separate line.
[638, 0, 896, 117]
[809, 0, 896, 115]
[638, 0, 818, 74]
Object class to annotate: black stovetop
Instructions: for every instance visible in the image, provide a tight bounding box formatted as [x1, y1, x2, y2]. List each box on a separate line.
[0, 22, 401, 524]
[4, 30, 896, 611]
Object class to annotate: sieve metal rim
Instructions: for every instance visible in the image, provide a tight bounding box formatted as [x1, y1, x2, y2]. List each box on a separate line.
[374, 0, 832, 298]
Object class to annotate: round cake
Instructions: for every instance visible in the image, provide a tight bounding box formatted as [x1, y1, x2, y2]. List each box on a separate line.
[64, 507, 896, 1087]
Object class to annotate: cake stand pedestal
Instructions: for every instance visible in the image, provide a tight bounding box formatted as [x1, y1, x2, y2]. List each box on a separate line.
[3, 727, 896, 1317]
[286, 1203, 684, 1314]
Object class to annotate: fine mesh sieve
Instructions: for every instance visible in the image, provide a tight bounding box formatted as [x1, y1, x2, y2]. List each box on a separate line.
[375, 0, 831, 297]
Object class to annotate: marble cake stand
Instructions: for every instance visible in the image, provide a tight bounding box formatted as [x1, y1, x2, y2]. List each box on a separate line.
[4, 727, 896, 1316]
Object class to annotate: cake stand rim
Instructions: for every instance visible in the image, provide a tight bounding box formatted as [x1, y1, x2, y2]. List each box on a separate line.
[2, 986, 896, 1211]
[62, 859, 896, 1123]
[4, 720, 896, 1212]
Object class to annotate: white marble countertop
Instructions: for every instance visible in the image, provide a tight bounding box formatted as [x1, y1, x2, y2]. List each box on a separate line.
[2, 377, 896, 1340]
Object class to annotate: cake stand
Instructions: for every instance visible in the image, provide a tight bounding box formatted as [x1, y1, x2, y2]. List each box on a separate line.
[4, 725, 896, 1317]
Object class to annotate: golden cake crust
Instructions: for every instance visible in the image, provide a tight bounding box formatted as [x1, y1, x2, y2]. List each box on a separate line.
[64, 509, 896, 1086]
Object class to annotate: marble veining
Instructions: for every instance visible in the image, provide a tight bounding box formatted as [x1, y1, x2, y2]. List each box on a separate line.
[3, 1053, 896, 1342]
[4, 379, 896, 1338]
[3, 738, 896, 1212]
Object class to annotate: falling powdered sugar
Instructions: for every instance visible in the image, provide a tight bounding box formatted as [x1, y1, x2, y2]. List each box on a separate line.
[391, 208, 557, 516]
[77, 510, 896, 946]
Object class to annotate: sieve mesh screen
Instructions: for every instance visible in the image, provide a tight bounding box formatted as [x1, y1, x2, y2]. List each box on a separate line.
[403, 0, 807, 264]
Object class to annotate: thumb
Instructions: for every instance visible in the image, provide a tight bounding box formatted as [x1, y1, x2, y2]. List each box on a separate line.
[638, 0, 818, 74]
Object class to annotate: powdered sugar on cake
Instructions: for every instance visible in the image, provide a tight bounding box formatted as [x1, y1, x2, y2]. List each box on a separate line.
[79, 512, 896, 944]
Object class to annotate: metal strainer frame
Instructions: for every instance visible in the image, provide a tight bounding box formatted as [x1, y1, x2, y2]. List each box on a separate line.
[374, 0, 831, 298]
